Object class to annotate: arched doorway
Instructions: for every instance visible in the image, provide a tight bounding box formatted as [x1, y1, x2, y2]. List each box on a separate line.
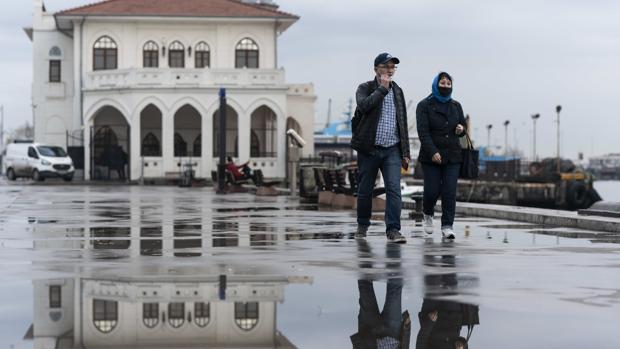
[174, 105, 201, 157]
[91, 106, 130, 181]
[250, 106, 277, 158]
[140, 104, 162, 157]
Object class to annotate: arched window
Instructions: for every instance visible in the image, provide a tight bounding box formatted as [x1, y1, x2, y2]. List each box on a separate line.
[250, 131, 260, 157]
[142, 133, 160, 156]
[234, 302, 258, 331]
[143, 303, 159, 328]
[169, 41, 185, 68]
[195, 42, 210, 68]
[174, 133, 187, 157]
[49, 46, 62, 57]
[93, 36, 117, 71]
[93, 299, 118, 333]
[194, 302, 210, 327]
[93, 126, 118, 165]
[168, 303, 185, 328]
[235, 38, 258, 68]
[193, 134, 201, 157]
[143, 41, 159, 68]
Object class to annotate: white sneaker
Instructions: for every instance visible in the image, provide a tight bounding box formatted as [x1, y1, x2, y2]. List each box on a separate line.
[423, 214, 434, 234]
[441, 226, 455, 240]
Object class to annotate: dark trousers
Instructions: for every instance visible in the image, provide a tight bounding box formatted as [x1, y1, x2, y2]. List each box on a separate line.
[356, 145, 402, 232]
[421, 162, 460, 228]
[358, 278, 403, 340]
[357, 241, 403, 340]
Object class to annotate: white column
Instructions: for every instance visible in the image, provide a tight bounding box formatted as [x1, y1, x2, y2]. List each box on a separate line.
[238, 110, 251, 163]
[83, 119, 92, 180]
[162, 110, 174, 176]
[276, 111, 286, 178]
[239, 221, 250, 247]
[72, 20, 83, 131]
[130, 112, 141, 181]
[202, 111, 212, 177]
[162, 195, 174, 258]
[130, 188, 141, 259]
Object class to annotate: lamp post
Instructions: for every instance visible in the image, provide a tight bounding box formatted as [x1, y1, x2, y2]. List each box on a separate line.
[556, 105, 562, 173]
[531, 113, 540, 161]
[503, 120, 510, 156]
[486, 124, 493, 150]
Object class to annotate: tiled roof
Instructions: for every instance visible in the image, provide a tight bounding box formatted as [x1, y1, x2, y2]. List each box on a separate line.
[56, 0, 298, 19]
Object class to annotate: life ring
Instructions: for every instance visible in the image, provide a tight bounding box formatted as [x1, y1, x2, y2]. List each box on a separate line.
[567, 181, 587, 209]
[529, 162, 543, 176]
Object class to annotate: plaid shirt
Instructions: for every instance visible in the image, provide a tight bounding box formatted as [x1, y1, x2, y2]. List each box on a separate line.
[375, 85, 400, 147]
[377, 336, 400, 349]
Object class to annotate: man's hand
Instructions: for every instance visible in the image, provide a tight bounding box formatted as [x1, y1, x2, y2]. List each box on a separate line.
[432, 152, 442, 164]
[402, 157, 410, 170]
[379, 74, 391, 89]
[428, 310, 438, 322]
[455, 124, 464, 135]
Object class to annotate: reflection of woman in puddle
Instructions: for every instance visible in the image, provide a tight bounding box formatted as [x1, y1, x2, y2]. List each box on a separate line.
[351, 241, 412, 348]
[416, 241, 479, 349]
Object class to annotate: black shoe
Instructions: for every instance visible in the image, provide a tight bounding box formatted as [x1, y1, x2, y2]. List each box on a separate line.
[355, 225, 369, 239]
[386, 230, 406, 244]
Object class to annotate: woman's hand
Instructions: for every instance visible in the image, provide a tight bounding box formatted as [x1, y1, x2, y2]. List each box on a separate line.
[428, 310, 439, 322]
[432, 152, 442, 164]
[455, 124, 464, 135]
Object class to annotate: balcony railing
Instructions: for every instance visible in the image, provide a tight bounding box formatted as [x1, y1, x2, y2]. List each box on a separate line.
[84, 68, 286, 90]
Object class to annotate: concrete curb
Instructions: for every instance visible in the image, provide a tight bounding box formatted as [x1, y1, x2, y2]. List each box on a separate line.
[407, 201, 620, 233]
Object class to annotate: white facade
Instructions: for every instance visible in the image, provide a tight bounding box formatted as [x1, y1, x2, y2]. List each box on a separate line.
[29, 276, 305, 348]
[29, 0, 316, 180]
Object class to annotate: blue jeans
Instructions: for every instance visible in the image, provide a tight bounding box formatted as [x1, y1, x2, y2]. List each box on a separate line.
[422, 162, 460, 228]
[357, 145, 402, 232]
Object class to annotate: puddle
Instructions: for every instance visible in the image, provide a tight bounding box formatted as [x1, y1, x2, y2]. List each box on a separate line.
[0, 186, 618, 348]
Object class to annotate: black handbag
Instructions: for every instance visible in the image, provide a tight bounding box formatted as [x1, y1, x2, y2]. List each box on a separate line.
[459, 133, 479, 179]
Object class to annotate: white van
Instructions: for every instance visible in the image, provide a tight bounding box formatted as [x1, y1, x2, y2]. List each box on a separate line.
[4, 143, 74, 182]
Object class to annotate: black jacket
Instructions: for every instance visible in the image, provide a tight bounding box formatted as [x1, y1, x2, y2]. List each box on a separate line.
[416, 299, 479, 349]
[416, 96, 467, 164]
[351, 79, 411, 158]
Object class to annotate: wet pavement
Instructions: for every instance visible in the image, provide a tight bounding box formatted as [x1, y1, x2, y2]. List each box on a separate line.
[0, 185, 618, 348]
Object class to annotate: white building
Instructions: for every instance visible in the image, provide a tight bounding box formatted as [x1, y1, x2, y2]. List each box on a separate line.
[26, 275, 309, 348]
[26, 0, 316, 180]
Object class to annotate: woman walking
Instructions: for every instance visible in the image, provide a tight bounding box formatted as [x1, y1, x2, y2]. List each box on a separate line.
[416, 72, 467, 239]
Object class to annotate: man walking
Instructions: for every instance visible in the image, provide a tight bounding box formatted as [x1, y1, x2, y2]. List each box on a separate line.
[351, 53, 411, 243]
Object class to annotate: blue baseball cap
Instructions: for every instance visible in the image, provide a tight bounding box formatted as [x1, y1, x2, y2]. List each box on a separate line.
[374, 52, 400, 67]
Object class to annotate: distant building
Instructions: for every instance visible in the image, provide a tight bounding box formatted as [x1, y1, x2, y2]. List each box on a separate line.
[588, 153, 620, 179]
[26, 0, 316, 180]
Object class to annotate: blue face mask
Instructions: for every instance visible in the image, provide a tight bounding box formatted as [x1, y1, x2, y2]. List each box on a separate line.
[432, 73, 453, 103]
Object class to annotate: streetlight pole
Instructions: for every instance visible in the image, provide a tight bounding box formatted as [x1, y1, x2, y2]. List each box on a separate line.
[556, 105, 562, 173]
[531, 113, 540, 161]
[486, 124, 493, 150]
[503, 120, 510, 156]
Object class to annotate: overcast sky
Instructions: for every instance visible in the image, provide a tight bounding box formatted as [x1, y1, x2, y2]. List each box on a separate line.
[2, 0, 619, 159]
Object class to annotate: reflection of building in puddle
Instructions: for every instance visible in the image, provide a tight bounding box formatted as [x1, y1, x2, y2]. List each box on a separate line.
[25, 275, 312, 348]
[174, 221, 202, 257]
[91, 227, 131, 250]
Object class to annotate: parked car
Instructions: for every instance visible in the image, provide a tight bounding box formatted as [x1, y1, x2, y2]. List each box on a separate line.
[4, 143, 74, 181]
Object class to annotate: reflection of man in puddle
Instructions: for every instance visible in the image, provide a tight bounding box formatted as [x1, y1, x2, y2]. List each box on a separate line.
[351, 241, 412, 348]
[416, 241, 479, 349]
